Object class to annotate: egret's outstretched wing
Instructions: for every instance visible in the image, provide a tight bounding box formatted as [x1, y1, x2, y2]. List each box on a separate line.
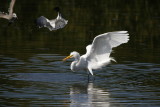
[86, 31, 129, 70]
[8, 0, 16, 15]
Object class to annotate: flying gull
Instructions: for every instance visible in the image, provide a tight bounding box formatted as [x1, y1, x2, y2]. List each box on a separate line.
[36, 7, 68, 31]
[0, 0, 18, 24]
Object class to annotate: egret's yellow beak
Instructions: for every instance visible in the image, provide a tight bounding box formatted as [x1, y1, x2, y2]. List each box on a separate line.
[63, 55, 73, 61]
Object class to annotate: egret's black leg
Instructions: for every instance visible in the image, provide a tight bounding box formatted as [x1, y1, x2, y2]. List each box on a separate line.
[92, 75, 95, 81]
[87, 73, 90, 82]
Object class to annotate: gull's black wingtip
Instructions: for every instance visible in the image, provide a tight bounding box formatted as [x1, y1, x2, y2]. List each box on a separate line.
[54, 7, 60, 12]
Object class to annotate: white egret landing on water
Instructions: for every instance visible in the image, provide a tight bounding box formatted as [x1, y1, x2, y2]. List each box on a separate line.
[36, 7, 68, 31]
[0, 0, 18, 25]
[63, 31, 129, 79]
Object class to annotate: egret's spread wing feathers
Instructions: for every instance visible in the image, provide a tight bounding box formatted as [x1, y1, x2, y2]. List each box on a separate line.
[8, 0, 16, 15]
[86, 45, 92, 56]
[86, 31, 129, 70]
[86, 34, 111, 70]
[106, 31, 129, 48]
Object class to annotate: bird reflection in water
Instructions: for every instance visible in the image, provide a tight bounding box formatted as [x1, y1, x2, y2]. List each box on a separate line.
[70, 83, 110, 107]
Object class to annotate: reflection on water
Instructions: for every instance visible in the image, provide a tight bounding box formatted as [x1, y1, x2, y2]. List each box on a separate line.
[70, 83, 110, 107]
[0, 0, 160, 106]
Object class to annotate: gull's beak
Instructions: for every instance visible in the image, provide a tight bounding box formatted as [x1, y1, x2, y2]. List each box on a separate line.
[63, 55, 73, 61]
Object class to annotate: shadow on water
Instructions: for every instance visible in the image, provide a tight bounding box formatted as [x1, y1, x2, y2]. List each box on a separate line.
[0, 0, 160, 106]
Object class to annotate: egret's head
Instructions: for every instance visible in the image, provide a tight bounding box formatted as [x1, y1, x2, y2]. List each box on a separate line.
[70, 51, 80, 57]
[63, 51, 80, 61]
[12, 13, 17, 18]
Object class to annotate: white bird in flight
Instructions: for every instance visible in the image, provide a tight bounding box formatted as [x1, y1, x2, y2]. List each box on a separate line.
[0, 0, 17, 24]
[63, 31, 129, 76]
[36, 7, 68, 31]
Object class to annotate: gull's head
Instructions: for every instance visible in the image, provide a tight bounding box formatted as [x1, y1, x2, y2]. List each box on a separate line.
[12, 13, 17, 18]
[63, 51, 80, 61]
[54, 7, 60, 12]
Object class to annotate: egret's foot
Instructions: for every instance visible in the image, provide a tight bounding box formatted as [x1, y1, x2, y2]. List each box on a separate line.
[92, 75, 95, 81]
[87, 74, 95, 83]
[87, 74, 90, 82]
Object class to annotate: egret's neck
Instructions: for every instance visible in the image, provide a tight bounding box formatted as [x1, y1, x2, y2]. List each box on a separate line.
[74, 55, 80, 61]
[71, 59, 79, 71]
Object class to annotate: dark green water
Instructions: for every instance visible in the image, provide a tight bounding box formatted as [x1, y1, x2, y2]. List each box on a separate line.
[0, 0, 160, 106]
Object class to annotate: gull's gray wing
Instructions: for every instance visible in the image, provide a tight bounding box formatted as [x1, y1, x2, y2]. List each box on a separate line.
[36, 16, 56, 31]
[0, 12, 9, 19]
[36, 16, 50, 27]
[54, 18, 68, 30]
[51, 13, 68, 30]
[8, 0, 16, 15]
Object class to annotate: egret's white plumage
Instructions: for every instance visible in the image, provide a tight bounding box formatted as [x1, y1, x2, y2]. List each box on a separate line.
[63, 31, 129, 75]
[36, 8, 68, 31]
[0, 0, 17, 23]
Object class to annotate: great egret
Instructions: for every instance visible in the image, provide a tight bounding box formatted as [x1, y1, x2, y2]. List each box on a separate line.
[63, 31, 129, 76]
[36, 7, 68, 31]
[0, 0, 18, 24]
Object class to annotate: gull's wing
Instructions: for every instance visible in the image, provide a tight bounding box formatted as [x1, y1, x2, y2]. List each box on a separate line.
[55, 19, 68, 29]
[36, 16, 54, 31]
[51, 13, 68, 30]
[8, 0, 16, 15]
[0, 13, 9, 19]
[86, 31, 129, 70]
[36, 16, 49, 27]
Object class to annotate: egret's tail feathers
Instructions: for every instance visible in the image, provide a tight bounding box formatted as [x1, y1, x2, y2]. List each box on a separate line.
[88, 67, 94, 75]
